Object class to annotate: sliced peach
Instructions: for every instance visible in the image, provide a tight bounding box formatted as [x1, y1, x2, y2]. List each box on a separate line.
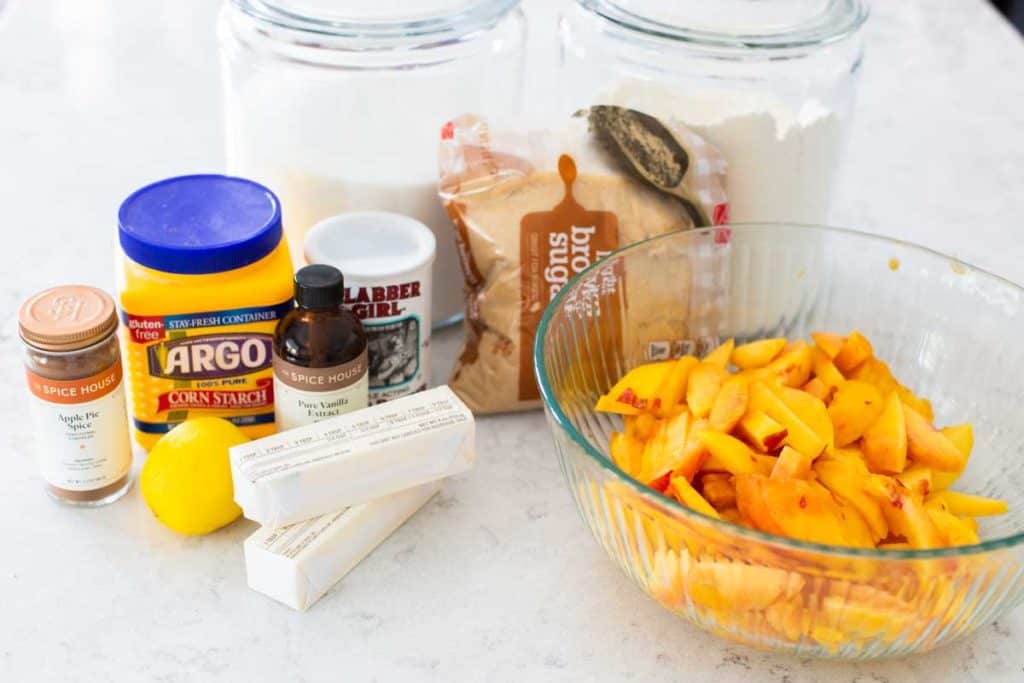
[932, 424, 973, 489]
[770, 446, 813, 480]
[847, 357, 898, 396]
[775, 386, 834, 451]
[895, 465, 932, 497]
[686, 362, 728, 418]
[897, 384, 934, 422]
[766, 342, 813, 388]
[730, 338, 786, 370]
[639, 411, 689, 482]
[927, 491, 1007, 517]
[709, 376, 749, 433]
[814, 458, 887, 542]
[801, 377, 835, 404]
[749, 381, 826, 457]
[626, 413, 659, 441]
[737, 474, 872, 547]
[927, 508, 980, 546]
[811, 347, 846, 391]
[828, 380, 884, 447]
[609, 431, 644, 475]
[860, 391, 907, 473]
[699, 473, 736, 509]
[736, 410, 788, 453]
[697, 430, 761, 475]
[671, 416, 710, 483]
[904, 405, 965, 472]
[667, 475, 719, 518]
[651, 355, 699, 417]
[595, 393, 642, 415]
[811, 331, 844, 359]
[703, 338, 735, 369]
[833, 331, 873, 373]
[597, 360, 674, 413]
[867, 477, 943, 549]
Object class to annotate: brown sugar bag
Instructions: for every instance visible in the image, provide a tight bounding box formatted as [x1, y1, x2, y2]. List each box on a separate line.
[439, 107, 728, 413]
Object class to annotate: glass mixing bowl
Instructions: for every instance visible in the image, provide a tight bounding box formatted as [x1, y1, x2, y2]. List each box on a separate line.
[534, 224, 1024, 658]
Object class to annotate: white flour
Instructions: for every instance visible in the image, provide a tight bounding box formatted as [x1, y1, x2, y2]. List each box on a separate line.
[601, 83, 845, 224]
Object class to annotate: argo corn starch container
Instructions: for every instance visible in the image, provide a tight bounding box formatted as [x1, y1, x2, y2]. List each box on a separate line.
[116, 175, 294, 450]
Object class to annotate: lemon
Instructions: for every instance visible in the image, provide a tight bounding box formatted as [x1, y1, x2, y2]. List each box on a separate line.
[141, 417, 249, 535]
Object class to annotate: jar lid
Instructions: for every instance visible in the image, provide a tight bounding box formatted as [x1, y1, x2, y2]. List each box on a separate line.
[19, 285, 118, 352]
[118, 175, 282, 275]
[304, 211, 436, 282]
[233, 0, 520, 42]
[580, 0, 868, 50]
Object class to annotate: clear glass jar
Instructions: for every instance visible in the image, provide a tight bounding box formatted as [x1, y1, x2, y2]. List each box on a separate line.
[559, 0, 868, 225]
[219, 0, 527, 327]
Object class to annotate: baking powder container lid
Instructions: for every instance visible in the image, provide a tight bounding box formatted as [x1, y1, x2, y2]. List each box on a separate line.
[304, 211, 437, 282]
[19, 285, 119, 351]
[118, 174, 283, 275]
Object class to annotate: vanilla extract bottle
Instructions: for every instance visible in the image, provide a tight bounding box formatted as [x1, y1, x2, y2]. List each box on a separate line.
[272, 265, 369, 431]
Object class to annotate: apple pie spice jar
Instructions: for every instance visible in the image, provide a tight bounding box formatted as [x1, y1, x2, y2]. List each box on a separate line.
[19, 286, 133, 505]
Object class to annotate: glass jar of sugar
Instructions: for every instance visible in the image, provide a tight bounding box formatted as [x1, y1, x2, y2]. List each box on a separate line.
[218, 0, 526, 329]
[559, 0, 868, 225]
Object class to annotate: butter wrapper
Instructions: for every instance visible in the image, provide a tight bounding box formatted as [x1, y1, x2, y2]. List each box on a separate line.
[244, 482, 439, 611]
[230, 384, 474, 527]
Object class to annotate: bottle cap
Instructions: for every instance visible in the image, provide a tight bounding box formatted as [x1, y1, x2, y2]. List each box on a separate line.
[19, 285, 118, 351]
[294, 264, 344, 309]
[118, 175, 283, 275]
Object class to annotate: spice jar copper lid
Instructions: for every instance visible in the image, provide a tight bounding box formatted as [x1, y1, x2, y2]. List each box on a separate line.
[18, 285, 118, 352]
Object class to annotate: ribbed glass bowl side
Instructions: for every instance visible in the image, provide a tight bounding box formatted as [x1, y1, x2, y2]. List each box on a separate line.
[536, 224, 1024, 658]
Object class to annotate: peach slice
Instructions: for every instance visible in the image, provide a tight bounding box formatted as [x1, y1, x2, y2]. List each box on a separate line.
[814, 458, 888, 542]
[801, 377, 835, 404]
[847, 357, 898, 396]
[811, 331, 844, 359]
[770, 446, 813, 480]
[904, 405, 965, 472]
[697, 430, 762, 475]
[699, 472, 736, 509]
[895, 465, 932, 497]
[686, 362, 729, 418]
[736, 410, 788, 453]
[927, 508, 980, 546]
[651, 355, 699, 418]
[860, 391, 907, 474]
[775, 385, 834, 451]
[766, 342, 813, 388]
[709, 376, 749, 433]
[828, 380, 884, 447]
[897, 384, 934, 422]
[610, 431, 644, 475]
[811, 347, 846, 391]
[730, 338, 786, 369]
[749, 381, 826, 457]
[596, 360, 674, 413]
[667, 475, 719, 518]
[927, 491, 1007, 517]
[867, 477, 943, 549]
[833, 331, 873, 373]
[931, 424, 973, 490]
[703, 338, 735, 369]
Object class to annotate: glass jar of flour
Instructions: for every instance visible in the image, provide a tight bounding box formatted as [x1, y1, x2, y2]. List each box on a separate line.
[559, 0, 868, 225]
[219, 0, 526, 328]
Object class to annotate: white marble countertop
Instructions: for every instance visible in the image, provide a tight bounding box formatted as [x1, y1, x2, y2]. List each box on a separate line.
[2, 1, 1024, 681]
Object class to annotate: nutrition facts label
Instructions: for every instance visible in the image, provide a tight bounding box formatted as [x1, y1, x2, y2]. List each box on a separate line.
[232, 387, 472, 484]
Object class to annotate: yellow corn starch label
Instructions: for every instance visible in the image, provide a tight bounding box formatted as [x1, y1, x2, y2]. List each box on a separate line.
[120, 302, 292, 438]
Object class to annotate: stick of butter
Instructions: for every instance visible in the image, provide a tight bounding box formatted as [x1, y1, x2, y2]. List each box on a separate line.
[244, 482, 439, 611]
[230, 385, 474, 527]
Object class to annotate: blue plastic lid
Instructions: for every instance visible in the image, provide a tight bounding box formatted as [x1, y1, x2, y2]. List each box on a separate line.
[118, 175, 283, 275]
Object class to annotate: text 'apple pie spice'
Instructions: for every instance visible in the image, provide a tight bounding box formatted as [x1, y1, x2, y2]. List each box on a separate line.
[19, 285, 133, 506]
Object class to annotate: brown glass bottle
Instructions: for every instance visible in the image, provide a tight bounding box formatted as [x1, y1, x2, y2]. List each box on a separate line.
[272, 265, 369, 431]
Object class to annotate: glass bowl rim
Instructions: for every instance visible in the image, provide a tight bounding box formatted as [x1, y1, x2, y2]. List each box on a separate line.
[533, 222, 1024, 560]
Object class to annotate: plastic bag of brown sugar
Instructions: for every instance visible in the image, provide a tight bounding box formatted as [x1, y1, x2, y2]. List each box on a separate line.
[438, 106, 728, 414]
